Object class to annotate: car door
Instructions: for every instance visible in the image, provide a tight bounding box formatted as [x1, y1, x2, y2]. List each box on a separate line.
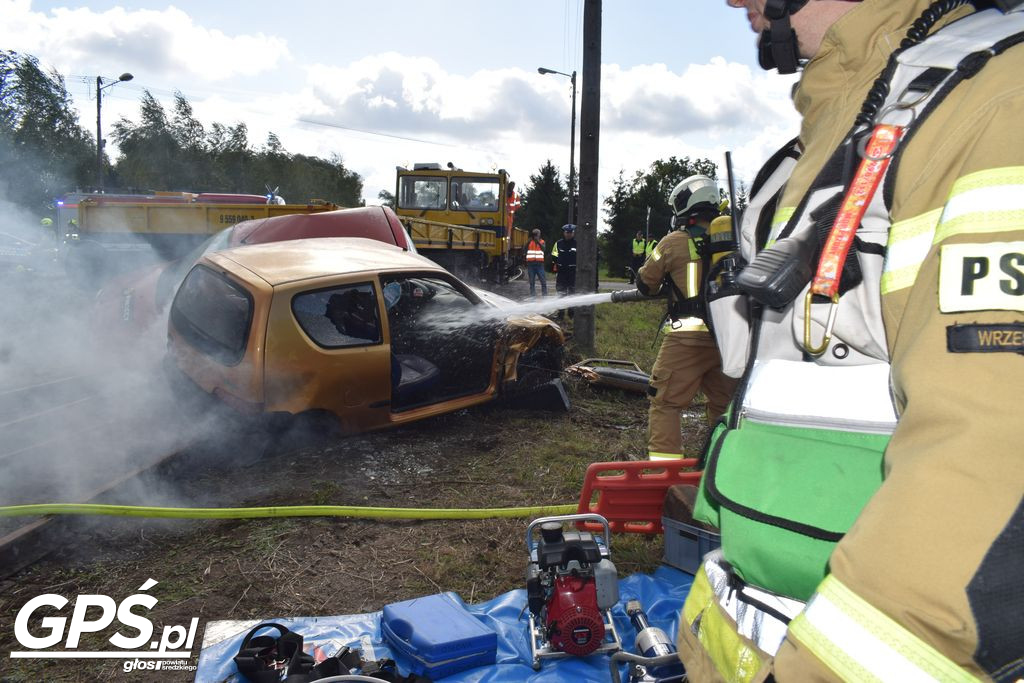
[381, 273, 500, 412]
[264, 279, 393, 432]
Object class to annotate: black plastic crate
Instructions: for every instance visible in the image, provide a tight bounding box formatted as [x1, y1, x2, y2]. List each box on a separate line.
[662, 516, 721, 574]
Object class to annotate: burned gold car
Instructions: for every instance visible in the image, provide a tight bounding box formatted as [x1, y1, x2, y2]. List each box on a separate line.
[165, 237, 565, 432]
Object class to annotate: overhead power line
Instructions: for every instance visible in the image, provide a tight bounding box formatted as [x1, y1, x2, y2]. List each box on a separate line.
[61, 71, 499, 157]
[296, 117, 497, 156]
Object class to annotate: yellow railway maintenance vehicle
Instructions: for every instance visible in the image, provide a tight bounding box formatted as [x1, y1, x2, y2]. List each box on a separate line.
[66, 192, 338, 287]
[394, 164, 529, 283]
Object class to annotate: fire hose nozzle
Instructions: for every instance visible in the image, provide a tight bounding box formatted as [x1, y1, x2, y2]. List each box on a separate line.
[609, 288, 648, 303]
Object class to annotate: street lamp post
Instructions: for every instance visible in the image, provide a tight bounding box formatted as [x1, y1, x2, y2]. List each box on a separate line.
[96, 72, 133, 191]
[537, 67, 577, 226]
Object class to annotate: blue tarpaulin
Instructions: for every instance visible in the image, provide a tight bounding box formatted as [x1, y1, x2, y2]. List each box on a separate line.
[195, 565, 693, 682]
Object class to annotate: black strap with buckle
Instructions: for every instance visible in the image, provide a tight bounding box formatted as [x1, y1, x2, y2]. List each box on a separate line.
[233, 622, 432, 683]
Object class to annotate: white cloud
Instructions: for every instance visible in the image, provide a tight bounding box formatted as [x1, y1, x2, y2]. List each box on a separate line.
[294, 52, 799, 193]
[302, 55, 564, 147]
[0, 0, 289, 81]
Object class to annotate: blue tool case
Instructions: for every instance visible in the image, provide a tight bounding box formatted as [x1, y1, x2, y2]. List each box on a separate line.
[381, 592, 498, 679]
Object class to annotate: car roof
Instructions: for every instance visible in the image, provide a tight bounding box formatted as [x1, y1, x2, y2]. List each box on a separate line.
[231, 206, 409, 249]
[205, 236, 443, 286]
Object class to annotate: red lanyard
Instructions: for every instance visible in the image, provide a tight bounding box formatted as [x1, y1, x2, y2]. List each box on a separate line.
[811, 124, 904, 297]
[804, 124, 903, 354]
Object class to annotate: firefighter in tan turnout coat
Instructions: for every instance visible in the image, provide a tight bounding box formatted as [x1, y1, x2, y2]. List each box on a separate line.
[678, 0, 1024, 680]
[637, 175, 737, 461]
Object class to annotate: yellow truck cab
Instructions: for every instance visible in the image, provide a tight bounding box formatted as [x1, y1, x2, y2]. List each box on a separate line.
[394, 164, 529, 283]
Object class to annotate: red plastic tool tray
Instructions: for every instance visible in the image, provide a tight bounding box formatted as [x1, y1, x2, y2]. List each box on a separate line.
[576, 459, 702, 534]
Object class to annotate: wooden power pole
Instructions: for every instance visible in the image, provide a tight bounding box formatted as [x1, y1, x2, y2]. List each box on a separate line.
[574, 0, 601, 353]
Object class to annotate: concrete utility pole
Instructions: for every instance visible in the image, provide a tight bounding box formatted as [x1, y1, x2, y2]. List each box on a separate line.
[96, 72, 133, 191]
[574, 0, 601, 353]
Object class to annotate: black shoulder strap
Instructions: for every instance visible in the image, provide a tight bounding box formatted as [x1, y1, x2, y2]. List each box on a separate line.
[883, 30, 1024, 210]
[234, 622, 433, 683]
[234, 622, 313, 683]
[749, 136, 801, 199]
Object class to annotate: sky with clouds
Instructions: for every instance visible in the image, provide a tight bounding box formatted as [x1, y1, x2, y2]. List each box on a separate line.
[2, 0, 802, 226]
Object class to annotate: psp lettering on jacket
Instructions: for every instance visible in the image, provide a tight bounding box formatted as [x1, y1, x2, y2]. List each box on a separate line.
[940, 242, 1024, 313]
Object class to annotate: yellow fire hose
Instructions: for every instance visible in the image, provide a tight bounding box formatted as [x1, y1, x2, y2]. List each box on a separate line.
[0, 503, 577, 520]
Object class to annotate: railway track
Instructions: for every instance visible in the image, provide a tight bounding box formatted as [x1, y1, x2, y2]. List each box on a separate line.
[0, 374, 103, 463]
[0, 372, 200, 576]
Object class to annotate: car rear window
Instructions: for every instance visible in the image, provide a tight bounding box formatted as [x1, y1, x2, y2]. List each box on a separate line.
[292, 283, 382, 348]
[170, 265, 252, 365]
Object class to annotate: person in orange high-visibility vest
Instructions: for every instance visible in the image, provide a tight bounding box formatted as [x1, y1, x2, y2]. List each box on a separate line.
[525, 228, 547, 297]
[506, 182, 521, 228]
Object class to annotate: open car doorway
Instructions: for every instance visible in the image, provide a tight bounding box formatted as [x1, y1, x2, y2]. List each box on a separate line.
[382, 274, 498, 412]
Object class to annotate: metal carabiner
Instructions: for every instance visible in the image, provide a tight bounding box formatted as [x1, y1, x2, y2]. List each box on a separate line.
[803, 291, 840, 356]
[856, 120, 910, 162]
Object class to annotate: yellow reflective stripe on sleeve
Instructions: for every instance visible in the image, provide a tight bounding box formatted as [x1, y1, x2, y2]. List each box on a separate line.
[683, 563, 715, 625]
[881, 208, 941, 294]
[766, 206, 796, 247]
[935, 166, 1024, 243]
[788, 576, 979, 683]
[651, 246, 663, 261]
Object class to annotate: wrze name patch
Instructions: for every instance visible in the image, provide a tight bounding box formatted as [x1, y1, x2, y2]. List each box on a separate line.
[947, 323, 1024, 354]
[940, 242, 1024, 313]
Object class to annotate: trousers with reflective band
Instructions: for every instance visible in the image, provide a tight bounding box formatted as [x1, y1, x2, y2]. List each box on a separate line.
[677, 564, 768, 683]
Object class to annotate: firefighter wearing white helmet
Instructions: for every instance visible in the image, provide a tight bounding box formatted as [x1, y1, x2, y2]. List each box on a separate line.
[677, 1, 1024, 681]
[668, 175, 719, 229]
[635, 175, 737, 461]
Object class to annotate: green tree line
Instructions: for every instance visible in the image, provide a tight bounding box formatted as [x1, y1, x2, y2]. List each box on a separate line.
[602, 156, 720, 277]
[1, 51, 95, 215]
[512, 155, 746, 278]
[1, 50, 363, 217]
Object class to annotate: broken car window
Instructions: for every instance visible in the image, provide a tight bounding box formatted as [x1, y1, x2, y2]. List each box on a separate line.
[293, 283, 382, 348]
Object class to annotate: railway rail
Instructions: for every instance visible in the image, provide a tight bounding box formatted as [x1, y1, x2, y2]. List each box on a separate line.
[0, 372, 198, 576]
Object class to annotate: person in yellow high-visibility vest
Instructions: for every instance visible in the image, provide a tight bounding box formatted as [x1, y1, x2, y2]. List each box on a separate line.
[645, 236, 657, 259]
[629, 230, 646, 284]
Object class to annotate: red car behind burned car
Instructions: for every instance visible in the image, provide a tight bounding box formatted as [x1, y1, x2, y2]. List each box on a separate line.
[94, 206, 416, 338]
